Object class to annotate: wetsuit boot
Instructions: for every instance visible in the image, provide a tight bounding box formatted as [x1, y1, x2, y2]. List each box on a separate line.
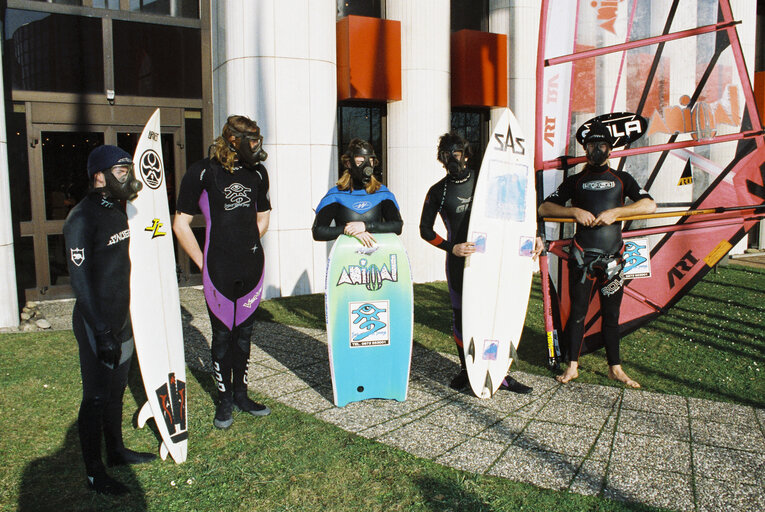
[79, 395, 128, 495]
[449, 348, 469, 389]
[104, 399, 156, 466]
[211, 325, 234, 429]
[231, 324, 270, 417]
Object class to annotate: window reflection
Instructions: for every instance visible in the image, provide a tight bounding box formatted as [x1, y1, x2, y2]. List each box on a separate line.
[8, 105, 31, 222]
[4, 9, 103, 93]
[14, 237, 36, 292]
[48, 234, 69, 286]
[451, 0, 486, 32]
[42, 132, 104, 220]
[338, 104, 384, 180]
[129, 0, 199, 18]
[337, 0, 382, 19]
[451, 110, 487, 169]
[113, 20, 202, 98]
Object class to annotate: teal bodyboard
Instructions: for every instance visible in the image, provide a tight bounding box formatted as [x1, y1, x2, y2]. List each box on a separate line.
[325, 234, 413, 407]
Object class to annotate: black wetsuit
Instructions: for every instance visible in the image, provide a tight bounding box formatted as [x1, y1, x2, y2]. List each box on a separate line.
[63, 192, 135, 477]
[176, 157, 271, 401]
[544, 164, 652, 365]
[419, 173, 476, 348]
[312, 185, 403, 240]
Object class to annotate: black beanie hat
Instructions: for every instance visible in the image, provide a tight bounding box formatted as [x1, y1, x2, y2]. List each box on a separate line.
[87, 145, 132, 178]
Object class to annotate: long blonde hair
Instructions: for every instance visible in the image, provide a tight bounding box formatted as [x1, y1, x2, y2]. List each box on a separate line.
[337, 138, 381, 193]
[211, 115, 261, 173]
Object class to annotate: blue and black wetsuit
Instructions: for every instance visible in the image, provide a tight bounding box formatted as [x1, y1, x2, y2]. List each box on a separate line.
[312, 185, 403, 240]
[63, 192, 135, 477]
[419, 173, 476, 350]
[176, 157, 271, 400]
[544, 163, 652, 364]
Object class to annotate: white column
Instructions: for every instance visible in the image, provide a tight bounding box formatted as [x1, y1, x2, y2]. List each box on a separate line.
[0, 48, 19, 329]
[489, 0, 539, 155]
[386, 0, 451, 283]
[212, 0, 337, 298]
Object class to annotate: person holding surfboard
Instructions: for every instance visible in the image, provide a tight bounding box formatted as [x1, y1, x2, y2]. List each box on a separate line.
[312, 138, 403, 244]
[63, 145, 156, 495]
[538, 121, 656, 388]
[419, 133, 534, 395]
[173, 115, 272, 429]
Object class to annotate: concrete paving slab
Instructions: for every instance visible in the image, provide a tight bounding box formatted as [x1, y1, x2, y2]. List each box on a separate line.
[435, 437, 507, 474]
[488, 445, 582, 491]
[604, 464, 694, 512]
[534, 400, 613, 428]
[251, 371, 312, 399]
[357, 400, 448, 440]
[278, 386, 334, 414]
[569, 459, 607, 496]
[616, 408, 691, 441]
[688, 396, 759, 425]
[693, 444, 765, 485]
[513, 420, 600, 458]
[610, 432, 692, 474]
[475, 415, 529, 445]
[553, 381, 622, 409]
[423, 401, 508, 437]
[695, 477, 765, 512]
[621, 388, 688, 416]
[378, 422, 470, 459]
[691, 417, 765, 452]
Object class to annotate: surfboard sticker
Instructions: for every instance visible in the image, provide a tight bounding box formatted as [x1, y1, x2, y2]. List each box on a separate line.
[462, 108, 537, 399]
[127, 109, 188, 463]
[623, 238, 652, 279]
[326, 234, 413, 407]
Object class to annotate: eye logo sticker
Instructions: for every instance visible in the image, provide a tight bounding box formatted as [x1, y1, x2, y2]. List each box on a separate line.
[140, 149, 163, 190]
[349, 300, 389, 347]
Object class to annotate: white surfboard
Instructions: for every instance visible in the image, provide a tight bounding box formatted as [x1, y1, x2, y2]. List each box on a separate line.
[127, 109, 187, 463]
[462, 108, 537, 399]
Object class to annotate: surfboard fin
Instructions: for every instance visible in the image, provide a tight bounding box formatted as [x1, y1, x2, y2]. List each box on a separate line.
[159, 441, 169, 461]
[483, 371, 493, 398]
[137, 401, 153, 429]
[508, 341, 519, 364]
[467, 337, 476, 363]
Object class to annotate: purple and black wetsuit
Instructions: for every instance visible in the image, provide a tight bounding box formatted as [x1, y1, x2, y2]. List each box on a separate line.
[419, 172, 476, 352]
[176, 157, 271, 399]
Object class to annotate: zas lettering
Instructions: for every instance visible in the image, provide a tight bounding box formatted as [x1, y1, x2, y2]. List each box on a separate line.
[349, 300, 389, 347]
[155, 372, 187, 443]
[145, 218, 166, 239]
[336, 255, 398, 291]
[494, 123, 525, 155]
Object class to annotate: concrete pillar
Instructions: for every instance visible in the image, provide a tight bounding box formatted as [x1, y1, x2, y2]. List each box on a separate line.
[386, 0, 451, 283]
[211, 0, 337, 297]
[0, 45, 20, 329]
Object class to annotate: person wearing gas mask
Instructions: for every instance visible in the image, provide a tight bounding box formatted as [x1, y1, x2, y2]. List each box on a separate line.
[173, 115, 272, 429]
[312, 138, 403, 245]
[538, 121, 655, 388]
[63, 145, 155, 495]
[420, 133, 535, 395]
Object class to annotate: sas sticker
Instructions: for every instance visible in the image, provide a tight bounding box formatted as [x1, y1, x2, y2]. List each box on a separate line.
[482, 340, 498, 361]
[519, 236, 534, 257]
[623, 238, 651, 279]
[471, 232, 487, 253]
[349, 300, 390, 347]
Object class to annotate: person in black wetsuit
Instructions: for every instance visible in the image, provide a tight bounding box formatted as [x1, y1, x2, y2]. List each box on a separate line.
[538, 121, 656, 388]
[63, 145, 155, 495]
[173, 115, 272, 429]
[312, 138, 403, 244]
[419, 133, 535, 394]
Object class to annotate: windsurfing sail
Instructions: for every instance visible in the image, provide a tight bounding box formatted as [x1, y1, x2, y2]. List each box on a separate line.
[535, 0, 765, 354]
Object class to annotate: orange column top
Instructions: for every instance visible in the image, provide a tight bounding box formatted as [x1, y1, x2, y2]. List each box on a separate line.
[451, 30, 507, 108]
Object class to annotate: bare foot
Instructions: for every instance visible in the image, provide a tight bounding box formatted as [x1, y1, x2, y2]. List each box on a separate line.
[608, 365, 640, 388]
[556, 363, 579, 384]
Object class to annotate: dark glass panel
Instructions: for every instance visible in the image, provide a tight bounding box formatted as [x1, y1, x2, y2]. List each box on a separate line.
[451, 0, 486, 32]
[451, 110, 486, 169]
[4, 9, 103, 93]
[113, 20, 201, 98]
[14, 236, 36, 292]
[42, 132, 104, 220]
[48, 234, 69, 286]
[117, 132, 176, 212]
[7, 104, 31, 222]
[129, 0, 200, 18]
[337, 0, 382, 19]
[92, 0, 121, 8]
[184, 111, 204, 168]
[338, 104, 384, 180]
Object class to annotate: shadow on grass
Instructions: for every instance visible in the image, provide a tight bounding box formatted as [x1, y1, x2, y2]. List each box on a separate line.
[414, 475, 495, 511]
[18, 423, 147, 512]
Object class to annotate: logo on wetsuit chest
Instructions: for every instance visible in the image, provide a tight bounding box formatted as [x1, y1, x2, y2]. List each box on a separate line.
[224, 183, 251, 210]
[107, 229, 131, 246]
[242, 288, 262, 309]
[336, 255, 398, 291]
[456, 196, 472, 214]
[70, 248, 85, 267]
[353, 200, 372, 212]
[582, 180, 615, 191]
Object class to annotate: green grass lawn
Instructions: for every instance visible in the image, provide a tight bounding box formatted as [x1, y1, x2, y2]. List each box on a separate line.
[1, 264, 761, 511]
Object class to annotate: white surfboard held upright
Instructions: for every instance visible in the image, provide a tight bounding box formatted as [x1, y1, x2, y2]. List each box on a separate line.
[462, 108, 537, 399]
[127, 109, 188, 463]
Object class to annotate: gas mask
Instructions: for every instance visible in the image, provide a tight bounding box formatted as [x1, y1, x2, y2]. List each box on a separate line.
[440, 147, 469, 181]
[349, 147, 377, 187]
[97, 163, 142, 201]
[229, 126, 268, 168]
[585, 142, 611, 167]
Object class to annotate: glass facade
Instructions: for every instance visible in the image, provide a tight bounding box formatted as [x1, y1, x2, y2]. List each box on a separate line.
[338, 104, 385, 180]
[451, 110, 487, 169]
[337, 0, 382, 19]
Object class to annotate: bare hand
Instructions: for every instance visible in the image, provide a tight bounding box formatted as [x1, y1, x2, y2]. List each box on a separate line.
[344, 221, 366, 237]
[452, 242, 476, 257]
[532, 236, 544, 261]
[593, 209, 620, 226]
[573, 208, 597, 227]
[353, 231, 376, 247]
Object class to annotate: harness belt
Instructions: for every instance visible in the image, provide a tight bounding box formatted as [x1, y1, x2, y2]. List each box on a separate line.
[570, 243, 624, 283]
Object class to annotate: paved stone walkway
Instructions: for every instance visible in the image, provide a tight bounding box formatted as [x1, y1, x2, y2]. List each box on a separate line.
[38, 288, 765, 512]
